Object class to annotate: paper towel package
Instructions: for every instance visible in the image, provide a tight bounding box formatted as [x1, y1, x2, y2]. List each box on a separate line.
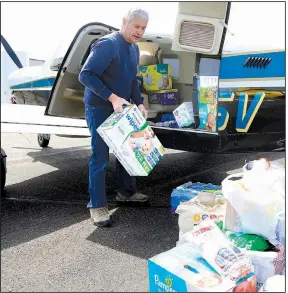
[97, 105, 165, 176]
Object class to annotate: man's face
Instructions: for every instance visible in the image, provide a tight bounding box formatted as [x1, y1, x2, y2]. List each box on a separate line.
[123, 16, 148, 44]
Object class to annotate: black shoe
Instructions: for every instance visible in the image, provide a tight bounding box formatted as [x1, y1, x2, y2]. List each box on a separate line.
[116, 192, 149, 203]
[93, 219, 112, 228]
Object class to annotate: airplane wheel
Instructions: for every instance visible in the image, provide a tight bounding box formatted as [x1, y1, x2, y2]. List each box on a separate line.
[38, 134, 50, 147]
[1, 158, 6, 193]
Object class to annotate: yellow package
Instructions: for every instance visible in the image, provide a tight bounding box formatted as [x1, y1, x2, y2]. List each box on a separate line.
[139, 64, 172, 91]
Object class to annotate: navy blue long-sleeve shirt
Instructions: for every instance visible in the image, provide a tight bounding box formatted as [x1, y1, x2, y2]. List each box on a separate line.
[78, 32, 143, 108]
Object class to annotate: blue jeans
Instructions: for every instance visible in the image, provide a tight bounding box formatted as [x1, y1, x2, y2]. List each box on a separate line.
[85, 104, 137, 208]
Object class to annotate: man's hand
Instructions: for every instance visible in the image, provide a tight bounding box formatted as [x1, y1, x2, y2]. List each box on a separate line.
[108, 94, 130, 112]
[138, 104, 148, 119]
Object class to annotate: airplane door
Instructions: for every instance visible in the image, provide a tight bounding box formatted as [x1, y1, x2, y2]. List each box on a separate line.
[45, 23, 118, 118]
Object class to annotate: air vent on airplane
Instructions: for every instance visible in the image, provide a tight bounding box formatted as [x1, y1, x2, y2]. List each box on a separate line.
[179, 21, 215, 50]
[243, 57, 272, 69]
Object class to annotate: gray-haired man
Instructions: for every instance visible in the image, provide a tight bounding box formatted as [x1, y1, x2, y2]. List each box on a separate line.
[79, 9, 149, 227]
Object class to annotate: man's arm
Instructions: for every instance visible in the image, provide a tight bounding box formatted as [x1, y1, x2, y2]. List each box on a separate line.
[78, 39, 114, 101]
[130, 78, 144, 106]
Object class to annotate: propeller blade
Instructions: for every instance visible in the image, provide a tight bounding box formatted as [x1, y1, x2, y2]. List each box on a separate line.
[1, 35, 23, 68]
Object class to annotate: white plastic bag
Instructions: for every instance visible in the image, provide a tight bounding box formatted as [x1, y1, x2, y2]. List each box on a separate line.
[242, 159, 285, 199]
[222, 172, 284, 245]
[246, 244, 285, 291]
[276, 210, 285, 245]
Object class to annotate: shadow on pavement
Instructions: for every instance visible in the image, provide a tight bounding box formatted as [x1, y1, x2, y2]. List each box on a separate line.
[86, 206, 179, 260]
[1, 144, 284, 252]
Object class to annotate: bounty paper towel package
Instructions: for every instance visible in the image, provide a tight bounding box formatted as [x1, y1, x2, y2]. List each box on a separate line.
[139, 64, 172, 91]
[97, 105, 165, 176]
[173, 102, 195, 128]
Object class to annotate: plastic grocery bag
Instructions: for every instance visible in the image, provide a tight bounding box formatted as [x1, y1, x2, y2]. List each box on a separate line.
[276, 209, 285, 245]
[246, 244, 285, 291]
[222, 172, 284, 245]
[178, 219, 254, 283]
[258, 275, 285, 292]
[242, 159, 285, 199]
[176, 192, 227, 235]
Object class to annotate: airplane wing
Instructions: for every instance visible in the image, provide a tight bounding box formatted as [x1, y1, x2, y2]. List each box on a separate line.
[1, 104, 90, 136]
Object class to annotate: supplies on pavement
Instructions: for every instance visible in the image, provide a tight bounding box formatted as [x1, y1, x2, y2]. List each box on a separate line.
[177, 220, 255, 284]
[170, 182, 223, 213]
[224, 232, 274, 252]
[148, 159, 285, 291]
[221, 160, 285, 245]
[173, 184, 227, 236]
[97, 105, 165, 176]
[148, 241, 256, 292]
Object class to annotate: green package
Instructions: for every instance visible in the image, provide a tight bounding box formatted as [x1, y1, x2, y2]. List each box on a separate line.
[225, 232, 273, 251]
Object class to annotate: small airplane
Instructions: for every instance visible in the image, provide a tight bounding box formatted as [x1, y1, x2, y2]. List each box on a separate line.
[1, 2, 285, 191]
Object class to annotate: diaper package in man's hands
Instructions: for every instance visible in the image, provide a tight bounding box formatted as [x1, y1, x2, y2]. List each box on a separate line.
[97, 105, 165, 176]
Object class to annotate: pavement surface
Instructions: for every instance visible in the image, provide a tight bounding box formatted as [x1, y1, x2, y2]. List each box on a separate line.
[1, 133, 285, 292]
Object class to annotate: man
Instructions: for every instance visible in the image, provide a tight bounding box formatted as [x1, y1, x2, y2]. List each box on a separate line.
[79, 9, 149, 228]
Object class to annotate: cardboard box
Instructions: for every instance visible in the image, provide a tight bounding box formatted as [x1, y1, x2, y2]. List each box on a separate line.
[197, 76, 218, 132]
[149, 89, 179, 105]
[173, 102, 195, 128]
[148, 243, 256, 292]
[139, 64, 172, 91]
[97, 105, 165, 176]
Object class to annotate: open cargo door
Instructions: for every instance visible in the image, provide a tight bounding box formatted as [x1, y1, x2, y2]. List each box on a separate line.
[172, 2, 231, 55]
[45, 23, 118, 118]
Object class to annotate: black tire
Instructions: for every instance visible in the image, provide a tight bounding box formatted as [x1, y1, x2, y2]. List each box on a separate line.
[37, 134, 50, 147]
[1, 159, 6, 192]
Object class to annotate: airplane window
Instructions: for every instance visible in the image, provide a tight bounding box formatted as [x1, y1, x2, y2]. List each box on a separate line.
[50, 40, 71, 71]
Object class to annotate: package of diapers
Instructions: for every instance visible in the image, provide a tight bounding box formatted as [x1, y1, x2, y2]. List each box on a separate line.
[97, 105, 165, 176]
[173, 102, 195, 128]
[139, 64, 172, 91]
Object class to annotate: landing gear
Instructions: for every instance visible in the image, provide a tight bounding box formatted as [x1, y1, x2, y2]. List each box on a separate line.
[1, 149, 7, 193]
[37, 134, 50, 147]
